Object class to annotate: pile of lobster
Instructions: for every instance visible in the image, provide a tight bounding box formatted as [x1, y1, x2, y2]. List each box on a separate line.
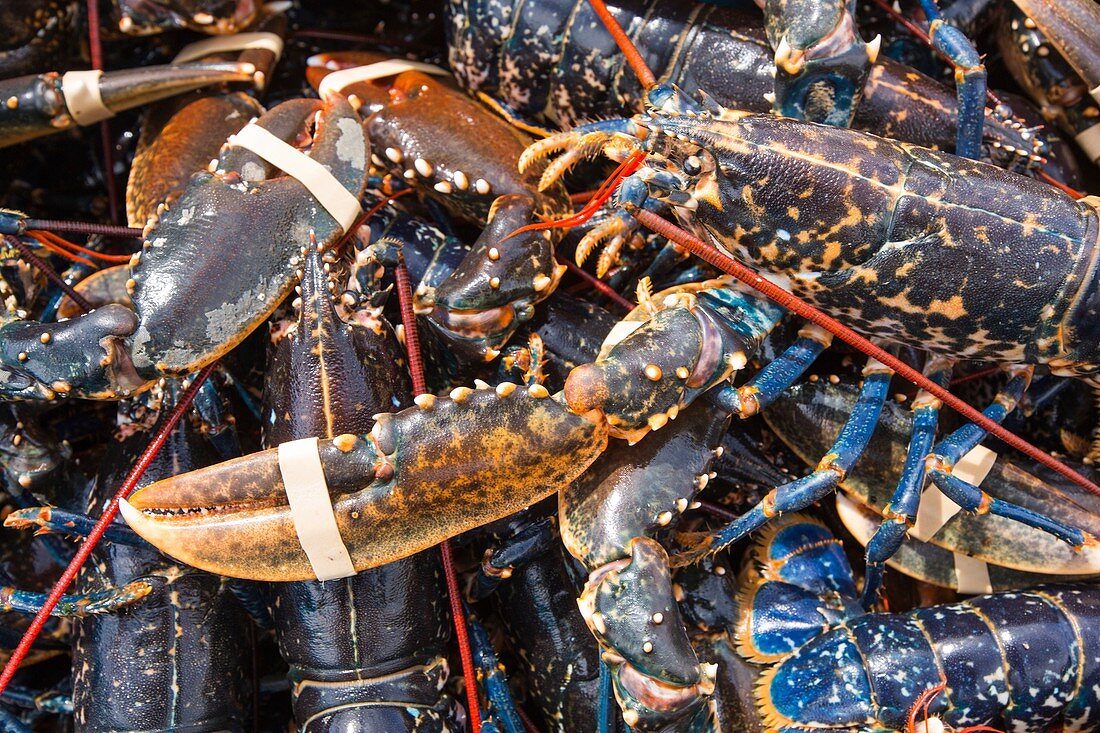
[1, 0, 1100, 730]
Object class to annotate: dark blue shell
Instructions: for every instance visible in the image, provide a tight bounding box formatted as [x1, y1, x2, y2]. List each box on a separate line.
[745, 518, 1100, 731]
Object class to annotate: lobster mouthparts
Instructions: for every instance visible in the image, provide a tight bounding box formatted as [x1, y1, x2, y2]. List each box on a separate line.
[122, 386, 609, 581]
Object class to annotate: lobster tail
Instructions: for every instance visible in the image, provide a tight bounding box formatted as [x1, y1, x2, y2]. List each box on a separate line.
[735, 516, 862, 664]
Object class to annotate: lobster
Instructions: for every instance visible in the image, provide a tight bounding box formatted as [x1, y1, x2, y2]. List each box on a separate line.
[445, 0, 1045, 172]
[117, 272, 1096, 729]
[306, 54, 573, 364]
[524, 100, 1100, 375]
[738, 514, 1100, 732]
[259, 239, 459, 732]
[69, 383, 253, 732]
[0, 93, 368, 401]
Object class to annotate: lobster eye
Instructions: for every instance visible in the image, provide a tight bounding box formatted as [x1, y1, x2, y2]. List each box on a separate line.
[683, 155, 702, 176]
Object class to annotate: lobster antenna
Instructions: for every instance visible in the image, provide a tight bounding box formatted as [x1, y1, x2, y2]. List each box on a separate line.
[585, 0, 657, 89]
[632, 208, 1100, 498]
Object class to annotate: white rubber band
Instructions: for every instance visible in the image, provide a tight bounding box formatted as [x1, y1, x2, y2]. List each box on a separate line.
[911, 444, 996, 542]
[228, 123, 362, 232]
[173, 32, 284, 64]
[61, 70, 113, 126]
[952, 444, 997, 485]
[1075, 124, 1100, 164]
[953, 551, 992, 595]
[277, 437, 356, 581]
[318, 60, 449, 97]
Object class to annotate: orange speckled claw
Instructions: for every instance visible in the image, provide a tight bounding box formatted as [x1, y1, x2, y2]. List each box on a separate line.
[122, 386, 608, 581]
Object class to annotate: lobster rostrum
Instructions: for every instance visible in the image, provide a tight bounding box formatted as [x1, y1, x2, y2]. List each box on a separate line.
[739, 515, 1100, 733]
[0, 92, 368, 401]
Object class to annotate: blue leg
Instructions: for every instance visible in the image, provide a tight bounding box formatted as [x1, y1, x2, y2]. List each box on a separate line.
[860, 357, 953, 608]
[709, 325, 831, 418]
[678, 365, 892, 562]
[917, 0, 986, 159]
[0, 579, 153, 617]
[4, 506, 144, 546]
[925, 368, 1092, 549]
[467, 607, 525, 733]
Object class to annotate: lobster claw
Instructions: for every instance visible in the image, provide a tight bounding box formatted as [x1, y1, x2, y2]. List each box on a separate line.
[0, 62, 257, 148]
[0, 305, 141, 401]
[121, 387, 609, 581]
[127, 94, 368, 381]
[417, 194, 566, 364]
[767, 9, 874, 127]
[580, 538, 716, 730]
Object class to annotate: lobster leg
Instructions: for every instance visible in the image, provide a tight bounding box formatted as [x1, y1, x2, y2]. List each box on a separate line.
[916, 0, 987, 159]
[859, 357, 953, 608]
[675, 363, 893, 564]
[710, 324, 832, 419]
[467, 610, 526, 733]
[5, 507, 144, 546]
[926, 366, 1095, 550]
[0, 581, 152, 617]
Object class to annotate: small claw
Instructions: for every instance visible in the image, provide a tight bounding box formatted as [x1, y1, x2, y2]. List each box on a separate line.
[0, 305, 142, 400]
[123, 388, 608, 581]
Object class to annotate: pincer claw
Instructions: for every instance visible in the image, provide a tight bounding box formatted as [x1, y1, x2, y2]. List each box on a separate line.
[127, 94, 368, 381]
[121, 387, 608, 581]
[0, 304, 141, 401]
